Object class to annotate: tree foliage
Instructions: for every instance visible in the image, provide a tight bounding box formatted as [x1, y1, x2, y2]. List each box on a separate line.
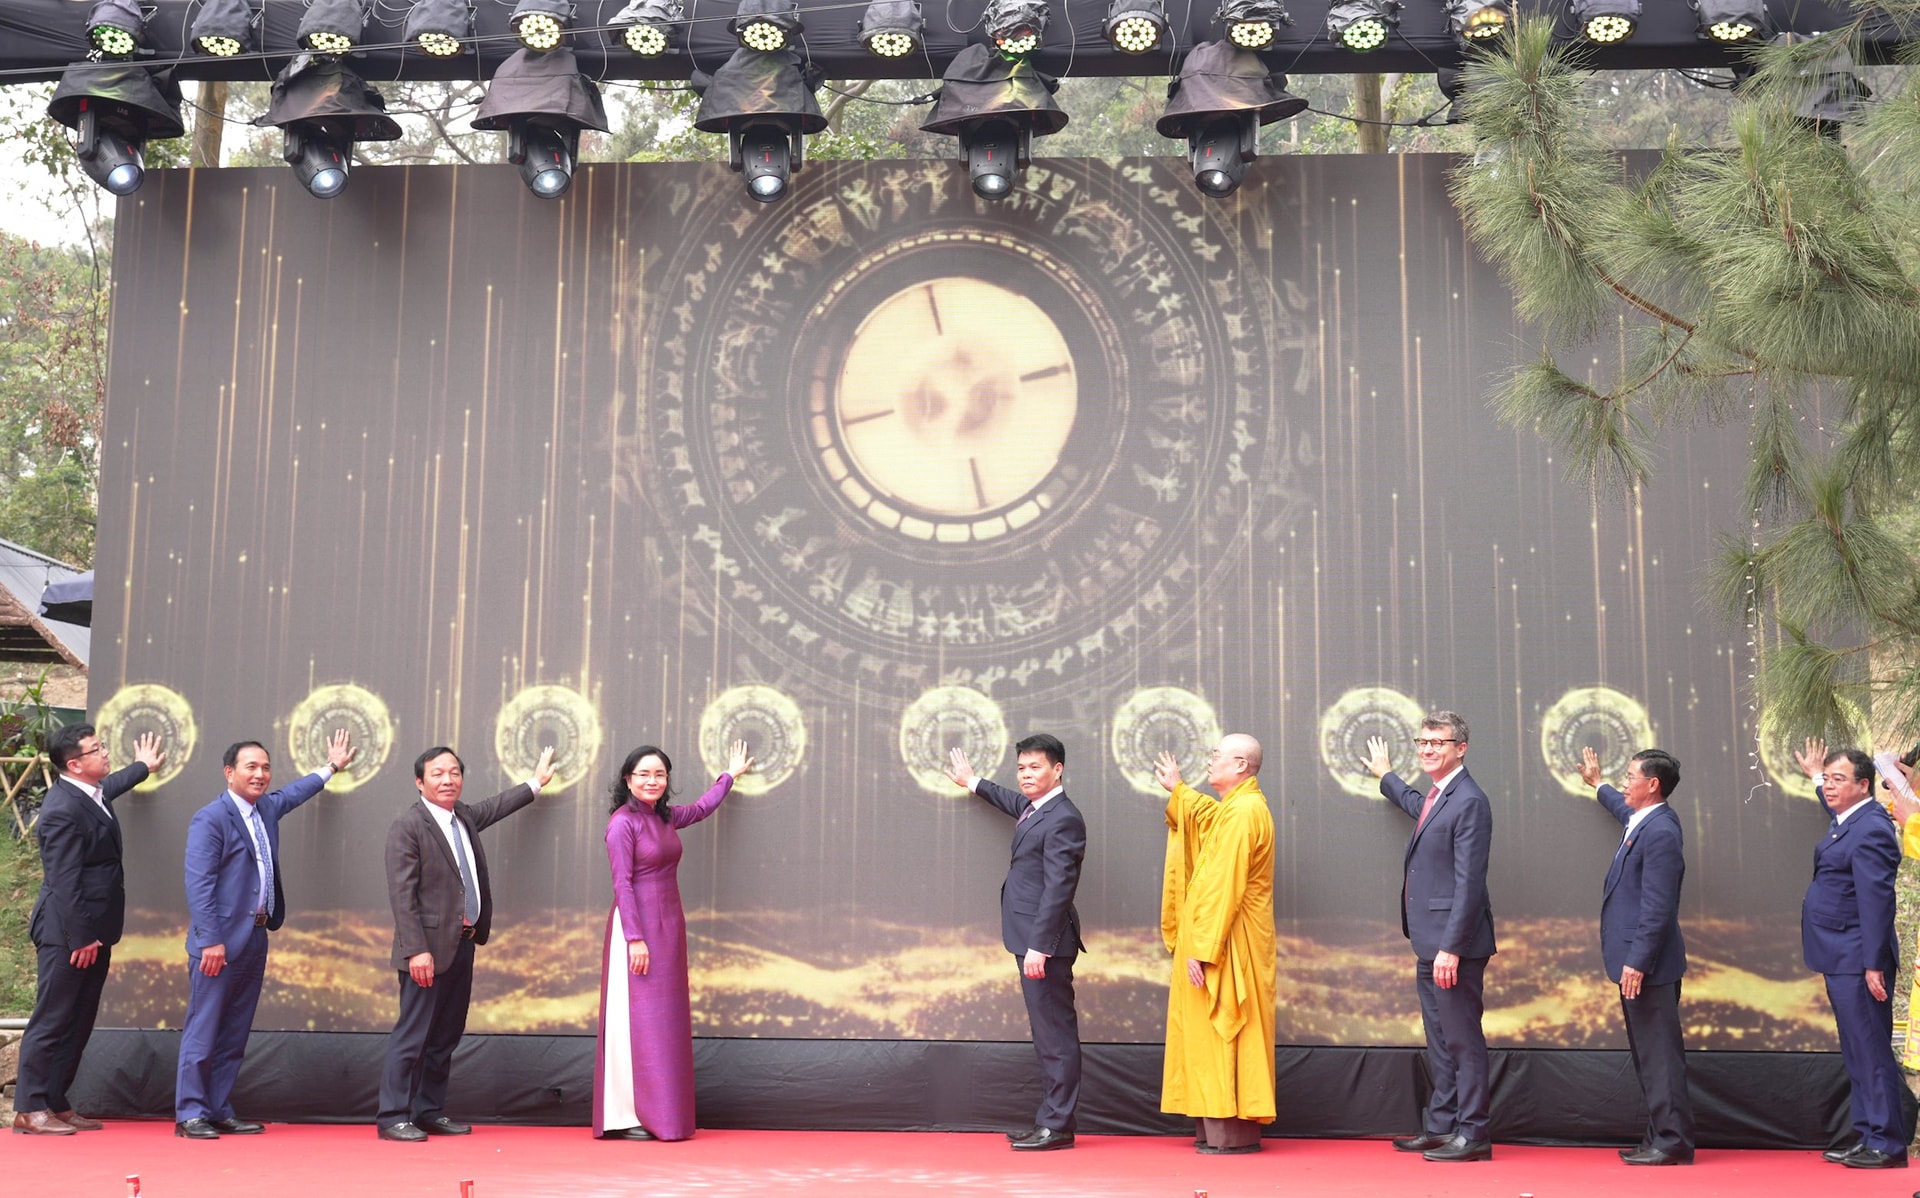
[1451, 12, 1920, 746]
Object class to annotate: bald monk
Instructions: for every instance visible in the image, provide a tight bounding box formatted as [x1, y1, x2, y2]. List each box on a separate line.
[1153, 733, 1278, 1154]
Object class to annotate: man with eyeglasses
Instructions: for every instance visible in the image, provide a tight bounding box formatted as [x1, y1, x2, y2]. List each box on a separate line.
[1362, 711, 1496, 1162]
[1790, 740, 1915, 1169]
[15, 722, 165, 1136]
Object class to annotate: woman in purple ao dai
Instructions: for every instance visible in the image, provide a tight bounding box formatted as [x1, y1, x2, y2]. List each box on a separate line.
[594, 739, 754, 1141]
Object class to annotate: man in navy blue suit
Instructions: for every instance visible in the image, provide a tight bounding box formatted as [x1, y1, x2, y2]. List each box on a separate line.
[1364, 710, 1496, 1162]
[172, 730, 356, 1139]
[1793, 741, 1914, 1169]
[1577, 745, 1695, 1165]
[946, 734, 1087, 1152]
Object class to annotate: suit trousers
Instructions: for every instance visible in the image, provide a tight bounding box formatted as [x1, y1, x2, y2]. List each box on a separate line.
[1415, 954, 1490, 1142]
[378, 937, 476, 1127]
[1620, 980, 1694, 1154]
[1017, 952, 1081, 1132]
[175, 925, 269, 1121]
[1825, 973, 1914, 1155]
[15, 942, 111, 1112]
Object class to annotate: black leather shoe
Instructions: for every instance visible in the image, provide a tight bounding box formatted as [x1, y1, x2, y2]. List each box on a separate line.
[174, 1119, 220, 1140]
[1423, 1135, 1493, 1162]
[1618, 1142, 1650, 1160]
[603, 1126, 654, 1140]
[1823, 1143, 1865, 1163]
[1842, 1147, 1907, 1169]
[208, 1118, 263, 1135]
[418, 1117, 471, 1136]
[1010, 1127, 1074, 1151]
[1004, 1126, 1038, 1143]
[1196, 1142, 1261, 1154]
[1622, 1147, 1692, 1166]
[378, 1122, 428, 1142]
[1392, 1132, 1450, 1153]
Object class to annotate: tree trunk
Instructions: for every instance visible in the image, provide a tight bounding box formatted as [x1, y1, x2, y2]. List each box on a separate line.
[191, 80, 228, 168]
[1354, 74, 1387, 153]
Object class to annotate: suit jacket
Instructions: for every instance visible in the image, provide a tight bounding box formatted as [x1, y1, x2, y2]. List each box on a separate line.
[1380, 767, 1497, 961]
[183, 772, 331, 957]
[29, 763, 150, 951]
[386, 784, 537, 971]
[1802, 792, 1899, 976]
[1595, 789, 1687, 985]
[976, 779, 1087, 958]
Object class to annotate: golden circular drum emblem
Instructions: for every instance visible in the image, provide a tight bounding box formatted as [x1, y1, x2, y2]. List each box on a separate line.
[286, 683, 393, 793]
[699, 684, 807, 796]
[95, 683, 196, 791]
[494, 684, 602, 796]
[1110, 686, 1222, 797]
[1539, 686, 1656, 798]
[1318, 686, 1427, 800]
[898, 685, 1008, 796]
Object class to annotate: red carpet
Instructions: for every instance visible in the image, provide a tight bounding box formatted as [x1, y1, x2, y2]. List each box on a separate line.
[2, 1126, 1893, 1198]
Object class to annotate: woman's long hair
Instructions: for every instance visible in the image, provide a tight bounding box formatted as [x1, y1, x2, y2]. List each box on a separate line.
[609, 745, 675, 821]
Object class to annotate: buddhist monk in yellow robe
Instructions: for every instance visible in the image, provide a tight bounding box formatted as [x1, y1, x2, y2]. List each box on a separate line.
[1154, 733, 1277, 1154]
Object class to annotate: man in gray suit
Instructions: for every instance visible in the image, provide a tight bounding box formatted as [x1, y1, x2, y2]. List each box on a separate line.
[375, 744, 554, 1141]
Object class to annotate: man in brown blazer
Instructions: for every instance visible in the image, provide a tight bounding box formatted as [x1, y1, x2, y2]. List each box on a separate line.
[375, 744, 554, 1141]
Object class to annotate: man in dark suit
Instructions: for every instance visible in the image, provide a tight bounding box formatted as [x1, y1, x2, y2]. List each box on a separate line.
[1363, 710, 1496, 1162]
[375, 743, 555, 1141]
[1576, 745, 1694, 1166]
[14, 723, 163, 1135]
[946, 734, 1087, 1152]
[1792, 741, 1913, 1169]
[173, 730, 357, 1139]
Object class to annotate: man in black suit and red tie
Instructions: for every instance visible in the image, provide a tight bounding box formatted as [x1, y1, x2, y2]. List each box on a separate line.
[14, 722, 164, 1136]
[946, 734, 1087, 1152]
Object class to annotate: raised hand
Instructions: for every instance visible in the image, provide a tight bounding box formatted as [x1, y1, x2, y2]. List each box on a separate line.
[1576, 745, 1603, 789]
[1361, 735, 1391, 780]
[531, 745, 558, 790]
[726, 739, 756, 778]
[132, 730, 165, 772]
[1153, 751, 1182, 793]
[945, 747, 978, 791]
[326, 727, 358, 773]
[1793, 736, 1828, 781]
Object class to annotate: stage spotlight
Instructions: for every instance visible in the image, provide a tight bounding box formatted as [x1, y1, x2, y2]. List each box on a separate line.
[1436, 65, 1471, 123]
[731, 0, 802, 52]
[1443, 0, 1507, 44]
[297, 0, 369, 53]
[259, 54, 402, 199]
[47, 62, 185, 196]
[1693, 0, 1767, 42]
[85, 0, 145, 58]
[1156, 40, 1306, 198]
[190, 0, 256, 56]
[1775, 31, 1869, 134]
[405, 0, 470, 56]
[921, 42, 1068, 200]
[1104, 0, 1170, 54]
[510, 0, 571, 49]
[472, 47, 608, 199]
[1325, 0, 1397, 51]
[983, 0, 1048, 57]
[1213, 0, 1290, 50]
[1573, 0, 1636, 43]
[606, 0, 681, 55]
[692, 48, 826, 202]
[858, 0, 923, 58]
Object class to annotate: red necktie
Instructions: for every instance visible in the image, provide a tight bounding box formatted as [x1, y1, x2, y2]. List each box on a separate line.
[1417, 786, 1440, 829]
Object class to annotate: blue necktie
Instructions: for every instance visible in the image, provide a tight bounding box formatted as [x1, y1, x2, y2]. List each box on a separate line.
[248, 807, 274, 918]
[451, 819, 481, 925]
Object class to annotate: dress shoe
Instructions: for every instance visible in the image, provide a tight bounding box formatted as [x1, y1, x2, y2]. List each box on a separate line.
[1004, 1126, 1038, 1143]
[378, 1122, 428, 1142]
[1423, 1135, 1493, 1162]
[174, 1119, 220, 1140]
[1010, 1127, 1074, 1151]
[1621, 1147, 1692, 1166]
[603, 1126, 655, 1141]
[1392, 1132, 1450, 1153]
[12, 1111, 77, 1136]
[418, 1116, 471, 1136]
[1196, 1142, 1261, 1154]
[1823, 1142, 1865, 1163]
[54, 1111, 102, 1131]
[208, 1118, 263, 1135]
[1842, 1147, 1907, 1169]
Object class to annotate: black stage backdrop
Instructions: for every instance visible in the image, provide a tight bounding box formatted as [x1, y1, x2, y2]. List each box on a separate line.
[79, 155, 1849, 1141]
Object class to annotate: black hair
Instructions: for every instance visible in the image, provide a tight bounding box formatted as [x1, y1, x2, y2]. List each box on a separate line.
[46, 722, 94, 772]
[1015, 733, 1065, 768]
[1631, 748, 1680, 799]
[414, 745, 464, 780]
[610, 744, 675, 821]
[223, 740, 269, 770]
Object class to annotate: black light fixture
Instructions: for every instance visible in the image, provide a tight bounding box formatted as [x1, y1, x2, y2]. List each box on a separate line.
[1572, 0, 1637, 43]
[1693, 0, 1768, 42]
[1436, 65, 1470, 123]
[1103, 0, 1170, 54]
[404, 0, 470, 57]
[472, 47, 608, 199]
[606, 0, 681, 55]
[47, 62, 185, 195]
[1443, 0, 1507, 44]
[258, 54, 402, 199]
[1775, 31, 1869, 134]
[1213, 0, 1290, 50]
[1156, 40, 1306, 198]
[85, 0, 146, 58]
[190, 0, 256, 56]
[1326, 0, 1397, 51]
[691, 48, 826, 202]
[921, 42, 1068, 200]
[731, 0, 803, 52]
[858, 0, 924, 58]
[510, 0, 571, 50]
[983, 0, 1048, 57]
[297, 0, 369, 53]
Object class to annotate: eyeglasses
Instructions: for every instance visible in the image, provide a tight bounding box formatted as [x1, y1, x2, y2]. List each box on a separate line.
[78, 745, 108, 758]
[1413, 738, 1457, 749]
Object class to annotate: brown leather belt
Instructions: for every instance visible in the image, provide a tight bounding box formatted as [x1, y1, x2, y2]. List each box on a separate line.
[459, 924, 477, 939]
[253, 912, 269, 926]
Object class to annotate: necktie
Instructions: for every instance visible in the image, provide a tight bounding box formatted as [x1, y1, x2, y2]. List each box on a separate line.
[1018, 802, 1038, 825]
[248, 807, 274, 918]
[1417, 786, 1440, 829]
[450, 818, 481, 925]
